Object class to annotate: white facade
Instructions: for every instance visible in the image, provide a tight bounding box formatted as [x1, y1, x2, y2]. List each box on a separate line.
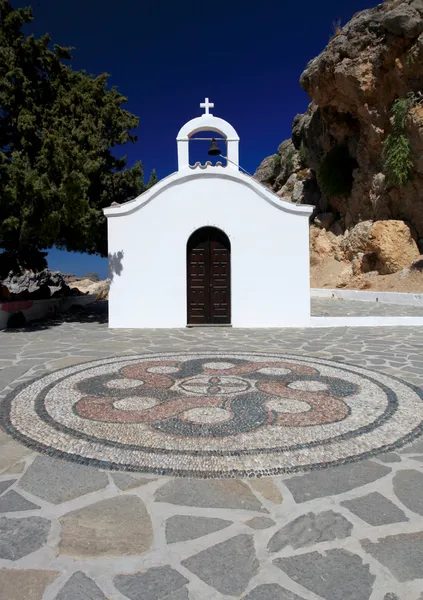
[104, 100, 313, 328]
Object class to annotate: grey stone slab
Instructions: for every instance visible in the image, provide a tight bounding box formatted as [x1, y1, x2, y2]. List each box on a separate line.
[274, 549, 375, 600]
[393, 470, 423, 516]
[165, 515, 232, 544]
[59, 495, 152, 558]
[0, 479, 16, 495]
[284, 461, 391, 502]
[181, 534, 258, 596]
[18, 455, 108, 504]
[0, 490, 40, 512]
[376, 452, 402, 463]
[114, 565, 189, 600]
[161, 588, 189, 600]
[243, 584, 306, 600]
[399, 436, 423, 454]
[155, 479, 266, 512]
[361, 531, 423, 582]
[55, 572, 107, 600]
[246, 517, 276, 530]
[268, 510, 352, 552]
[0, 366, 32, 391]
[0, 516, 50, 560]
[341, 492, 408, 526]
[111, 472, 155, 490]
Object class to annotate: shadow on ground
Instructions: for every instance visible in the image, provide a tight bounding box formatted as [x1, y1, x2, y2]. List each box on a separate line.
[3, 301, 109, 332]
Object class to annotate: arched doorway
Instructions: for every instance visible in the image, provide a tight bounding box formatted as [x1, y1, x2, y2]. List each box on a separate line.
[187, 227, 231, 325]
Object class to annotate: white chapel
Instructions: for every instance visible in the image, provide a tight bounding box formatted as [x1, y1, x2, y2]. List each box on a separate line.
[104, 99, 313, 328]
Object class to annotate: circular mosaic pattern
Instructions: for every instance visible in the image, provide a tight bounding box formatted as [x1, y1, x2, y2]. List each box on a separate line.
[2, 352, 423, 477]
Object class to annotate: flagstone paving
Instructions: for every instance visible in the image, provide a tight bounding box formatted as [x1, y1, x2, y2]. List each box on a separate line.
[0, 300, 423, 599]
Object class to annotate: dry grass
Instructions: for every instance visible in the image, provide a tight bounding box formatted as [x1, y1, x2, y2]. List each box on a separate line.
[331, 18, 342, 38]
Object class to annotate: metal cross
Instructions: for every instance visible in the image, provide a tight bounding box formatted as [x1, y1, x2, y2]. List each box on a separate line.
[200, 97, 214, 115]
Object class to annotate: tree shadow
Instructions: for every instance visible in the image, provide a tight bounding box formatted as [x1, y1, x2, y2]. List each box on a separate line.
[109, 250, 124, 284]
[3, 301, 109, 332]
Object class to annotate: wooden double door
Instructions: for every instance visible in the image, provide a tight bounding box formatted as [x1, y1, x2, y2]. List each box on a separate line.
[187, 227, 231, 325]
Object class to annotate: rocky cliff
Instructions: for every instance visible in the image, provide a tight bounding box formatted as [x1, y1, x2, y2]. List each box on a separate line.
[255, 0, 423, 288]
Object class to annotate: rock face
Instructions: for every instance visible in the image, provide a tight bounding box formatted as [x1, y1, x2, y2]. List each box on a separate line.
[299, 0, 423, 235]
[255, 0, 423, 270]
[0, 269, 83, 302]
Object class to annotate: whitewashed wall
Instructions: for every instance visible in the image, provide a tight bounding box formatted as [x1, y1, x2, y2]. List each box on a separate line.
[105, 168, 312, 328]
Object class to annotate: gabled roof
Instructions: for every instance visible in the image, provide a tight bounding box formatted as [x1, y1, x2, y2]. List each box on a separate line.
[103, 166, 314, 218]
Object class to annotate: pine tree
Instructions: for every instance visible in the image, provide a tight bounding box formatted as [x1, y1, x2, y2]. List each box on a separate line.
[0, 0, 149, 273]
[147, 169, 158, 189]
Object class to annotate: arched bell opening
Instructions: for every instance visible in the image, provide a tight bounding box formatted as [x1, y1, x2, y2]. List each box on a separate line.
[187, 227, 231, 326]
[188, 129, 227, 166]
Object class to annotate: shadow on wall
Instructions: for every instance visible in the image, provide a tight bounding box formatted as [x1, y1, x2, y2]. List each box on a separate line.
[108, 251, 124, 284]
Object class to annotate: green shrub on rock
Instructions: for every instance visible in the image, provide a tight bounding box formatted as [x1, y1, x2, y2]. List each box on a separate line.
[383, 98, 414, 188]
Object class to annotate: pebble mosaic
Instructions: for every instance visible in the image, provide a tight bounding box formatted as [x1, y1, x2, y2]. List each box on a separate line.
[2, 352, 423, 477]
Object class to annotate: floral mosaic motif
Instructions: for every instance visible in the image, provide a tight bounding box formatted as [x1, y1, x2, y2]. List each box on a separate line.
[3, 352, 423, 477]
[74, 358, 355, 437]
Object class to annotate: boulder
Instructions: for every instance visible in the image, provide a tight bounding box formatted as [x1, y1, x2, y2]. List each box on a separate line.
[342, 220, 420, 274]
[336, 264, 354, 288]
[382, 4, 423, 38]
[274, 140, 300, 189]
[291, 179, 306, 204]
[310, 226, 344, 263]
[277, 173, 296, 200]
[0, 269, 79, 301]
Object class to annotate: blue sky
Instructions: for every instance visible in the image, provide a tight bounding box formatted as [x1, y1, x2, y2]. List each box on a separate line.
[15, 0, 376, 279]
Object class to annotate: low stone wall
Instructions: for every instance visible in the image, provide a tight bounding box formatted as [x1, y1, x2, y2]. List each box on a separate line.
[311, 288, 423, 307]
[0, 294, 97, 329]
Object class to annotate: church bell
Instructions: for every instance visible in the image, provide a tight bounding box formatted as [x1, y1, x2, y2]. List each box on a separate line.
[208, 138, 221, 156]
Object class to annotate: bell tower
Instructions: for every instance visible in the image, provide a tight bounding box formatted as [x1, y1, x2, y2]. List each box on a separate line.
[176, 98, 240, 171]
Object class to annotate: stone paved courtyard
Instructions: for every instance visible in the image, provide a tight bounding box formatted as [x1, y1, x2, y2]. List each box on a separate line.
[1, 299, 423, 600]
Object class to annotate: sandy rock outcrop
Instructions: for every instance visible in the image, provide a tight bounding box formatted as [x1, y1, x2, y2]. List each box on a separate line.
[310, 219, 419, 277]
[342, 220, 420, 273]
[71, 278, 109, 300]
